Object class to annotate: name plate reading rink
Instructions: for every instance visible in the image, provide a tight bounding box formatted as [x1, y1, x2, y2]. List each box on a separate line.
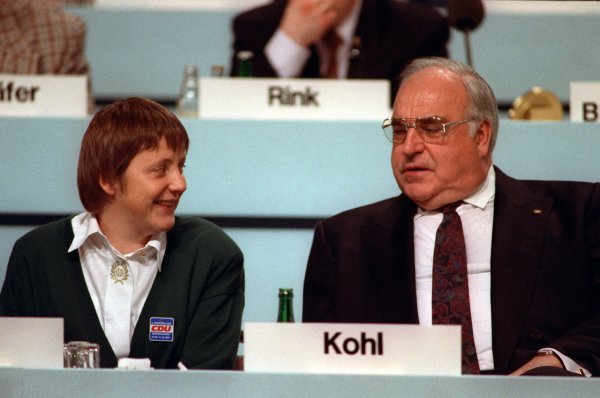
[0, 74, 87, 117]
[199, 77, 389, 120]
[570, 82, 600, 123]
[244, 323, 461, 376]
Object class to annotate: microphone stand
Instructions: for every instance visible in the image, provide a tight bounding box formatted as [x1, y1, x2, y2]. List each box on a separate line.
[463, 29, 474, 67]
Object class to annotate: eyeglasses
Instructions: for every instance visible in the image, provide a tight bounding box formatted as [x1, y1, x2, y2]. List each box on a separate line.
[382, 115, 475, 145]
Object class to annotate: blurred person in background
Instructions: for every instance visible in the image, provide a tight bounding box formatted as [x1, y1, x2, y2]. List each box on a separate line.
[0, 0, 93, 110]
[231, 0, 449, 103]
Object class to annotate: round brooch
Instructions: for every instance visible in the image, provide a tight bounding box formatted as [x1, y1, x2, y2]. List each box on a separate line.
[110, 259, 129, 284]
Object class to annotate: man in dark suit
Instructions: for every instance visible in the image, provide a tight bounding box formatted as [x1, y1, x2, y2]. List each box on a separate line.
[230, 0, 449, 103]
[303, 57, 600, 376]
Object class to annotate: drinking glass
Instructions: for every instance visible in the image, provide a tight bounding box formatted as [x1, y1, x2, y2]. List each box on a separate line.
[63, 341, 100, 368]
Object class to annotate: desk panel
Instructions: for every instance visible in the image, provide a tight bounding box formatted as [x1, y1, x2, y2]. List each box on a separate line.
[2, 118, 599, 217]
[0, 117, 397, 216]
[1, 368, 599, 398]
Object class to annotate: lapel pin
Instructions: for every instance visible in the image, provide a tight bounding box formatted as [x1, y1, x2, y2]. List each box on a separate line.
[533, 209, 542, 215]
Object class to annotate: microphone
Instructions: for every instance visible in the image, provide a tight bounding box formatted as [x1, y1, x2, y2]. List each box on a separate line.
[447, 0, 485, 67]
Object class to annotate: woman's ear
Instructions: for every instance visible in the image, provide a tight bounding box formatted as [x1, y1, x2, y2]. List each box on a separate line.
[99, 176, 117, 196]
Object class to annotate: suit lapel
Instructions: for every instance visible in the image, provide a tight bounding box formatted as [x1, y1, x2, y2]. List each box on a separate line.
[360, 195, 419, 323]
[490, 168, 553, 372]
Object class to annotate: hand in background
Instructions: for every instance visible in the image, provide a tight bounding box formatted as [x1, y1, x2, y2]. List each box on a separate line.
[280, 0, 338, 47]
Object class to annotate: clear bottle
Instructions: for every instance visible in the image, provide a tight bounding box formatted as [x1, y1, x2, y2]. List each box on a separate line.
[236, 51, 254, 77]
[277, 288, 295, 323]
[176, 64, 199, 117]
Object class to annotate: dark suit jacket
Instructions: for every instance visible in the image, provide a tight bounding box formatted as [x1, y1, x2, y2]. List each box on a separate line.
[231, 0, 449, 102]
[303, 167, 600, 375]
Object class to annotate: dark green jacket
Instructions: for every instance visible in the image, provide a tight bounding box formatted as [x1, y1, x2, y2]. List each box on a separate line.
[0, 216, 244, 369]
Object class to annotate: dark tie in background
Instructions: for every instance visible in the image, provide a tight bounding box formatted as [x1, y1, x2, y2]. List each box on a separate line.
[432, 201, 480, 374]
[323, 30, 341, 78]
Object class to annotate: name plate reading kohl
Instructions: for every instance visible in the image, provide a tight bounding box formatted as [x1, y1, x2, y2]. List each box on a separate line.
[0, 74, 88, 117]
[199, 77, 390, 121]
[244, 323, 461, 376]
[570, 82, 600, 122]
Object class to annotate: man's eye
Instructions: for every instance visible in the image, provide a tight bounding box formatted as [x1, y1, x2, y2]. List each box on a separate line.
[393, 129, 407, 138]
[419, 122, 442, 132]
[393, 125, 409, 133]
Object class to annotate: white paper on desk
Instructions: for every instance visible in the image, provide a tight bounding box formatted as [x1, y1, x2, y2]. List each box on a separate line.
[244, 323, 461, 376]
[0, 317, 63, 369]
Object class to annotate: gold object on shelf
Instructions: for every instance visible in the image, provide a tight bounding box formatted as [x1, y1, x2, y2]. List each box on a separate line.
[509, 87, 564, 120]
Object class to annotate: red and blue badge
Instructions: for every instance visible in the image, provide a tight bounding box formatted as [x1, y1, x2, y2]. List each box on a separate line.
[149, 317, 174, 342]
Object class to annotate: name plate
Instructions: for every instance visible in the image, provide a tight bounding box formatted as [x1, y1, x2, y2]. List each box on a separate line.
[0, 317, 64, 369]
[570, 82, 600, 122]
[199, 77, 390, 120]
[0, 74, 87, 117]
[244, 323, 461, 376]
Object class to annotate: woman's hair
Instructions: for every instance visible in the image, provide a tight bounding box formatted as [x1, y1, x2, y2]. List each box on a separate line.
[77, 97, 189, 213]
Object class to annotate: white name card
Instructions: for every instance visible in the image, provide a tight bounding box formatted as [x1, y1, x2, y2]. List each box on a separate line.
[199, 77, 390, 120]
[0, 74, 88, 117]
[570, 82, 600, 122]
[0, 317, 64, 369]
[244, 323, 461, 376]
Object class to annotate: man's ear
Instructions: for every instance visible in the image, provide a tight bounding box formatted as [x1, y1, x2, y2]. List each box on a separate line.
[475, 119, 492, 157]
[99, 176, 117, 197]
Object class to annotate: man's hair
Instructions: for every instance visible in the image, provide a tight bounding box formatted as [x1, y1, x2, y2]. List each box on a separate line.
[399, 57, 499, 151]
[77, 97, 189, 213]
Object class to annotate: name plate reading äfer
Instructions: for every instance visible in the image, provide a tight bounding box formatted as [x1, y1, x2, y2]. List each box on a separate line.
[244, 323, 461, 376]
[199, 77, 389, 120]
[570, 82, 600, 122]
[0, 74, 87, 117]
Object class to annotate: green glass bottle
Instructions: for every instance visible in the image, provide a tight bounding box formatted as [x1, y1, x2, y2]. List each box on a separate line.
[237, 51, 254, 77]
[277, 288, 295, 322]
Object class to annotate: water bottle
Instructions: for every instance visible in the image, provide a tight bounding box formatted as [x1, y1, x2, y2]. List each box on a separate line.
[176, 64, 199, 117]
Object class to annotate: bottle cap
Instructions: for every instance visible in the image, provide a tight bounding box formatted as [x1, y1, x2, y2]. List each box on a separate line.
[237, 51, 254, 61]
[211, 65, 224, 77]
[183, 64, 198, 77]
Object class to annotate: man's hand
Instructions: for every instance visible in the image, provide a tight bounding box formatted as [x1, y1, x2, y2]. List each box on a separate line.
[280, 0, 338, 46]
[510, 353, 563, 376]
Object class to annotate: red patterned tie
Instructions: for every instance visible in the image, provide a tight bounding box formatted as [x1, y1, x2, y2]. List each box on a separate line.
[323, 30, 341, 78]
[432, 201, 480, 374]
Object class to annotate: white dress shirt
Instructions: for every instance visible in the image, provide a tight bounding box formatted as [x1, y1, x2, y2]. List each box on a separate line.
[68, 212, 166, 358]
[413, 167, 588, 375]
[414, 167, 495, 371]
[265, 0, 363, 78]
